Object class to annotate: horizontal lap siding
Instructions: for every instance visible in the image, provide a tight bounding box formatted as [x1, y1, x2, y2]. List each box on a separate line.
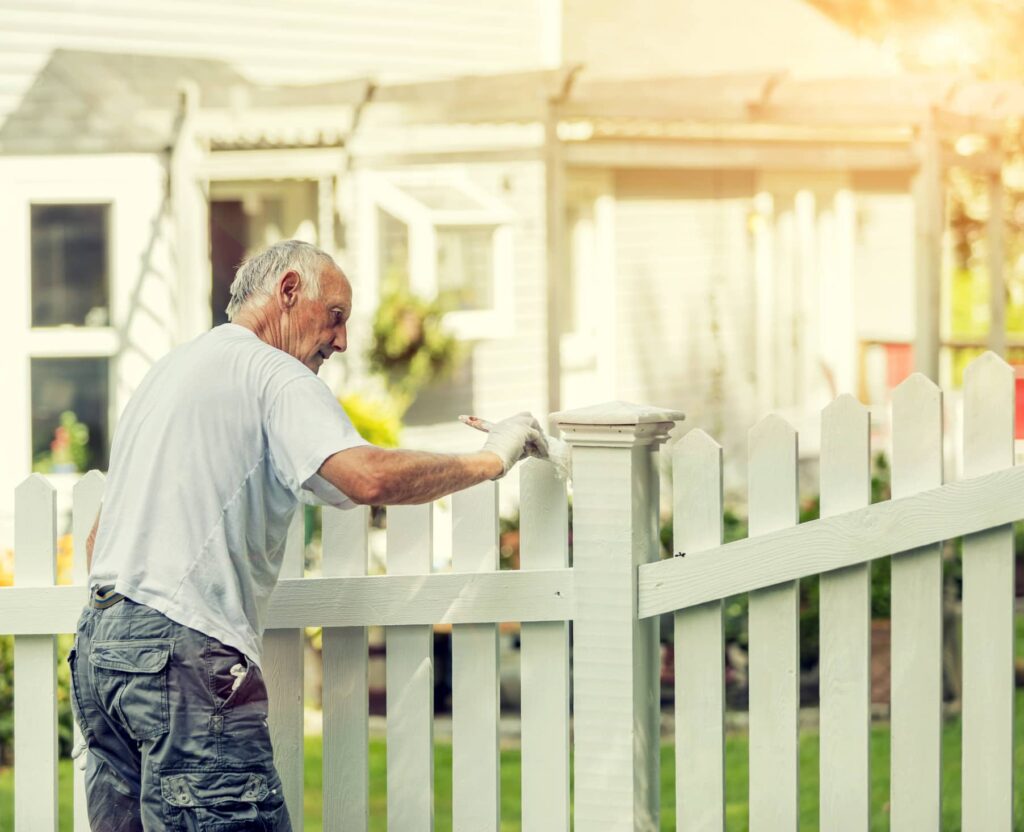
[613, 170, 758, 439]
[0, 0, 546, 127]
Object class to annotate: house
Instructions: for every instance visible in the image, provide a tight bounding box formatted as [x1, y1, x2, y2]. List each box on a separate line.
[1, 0, 1020, 550]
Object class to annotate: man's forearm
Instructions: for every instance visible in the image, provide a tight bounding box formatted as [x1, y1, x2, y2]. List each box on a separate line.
[321, 446, 503, 505]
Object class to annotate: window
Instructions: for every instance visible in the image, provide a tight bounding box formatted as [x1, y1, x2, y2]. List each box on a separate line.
[366, 174, 515, 339]
[31, 204, 110, 327]
[31, 358, 110, 472]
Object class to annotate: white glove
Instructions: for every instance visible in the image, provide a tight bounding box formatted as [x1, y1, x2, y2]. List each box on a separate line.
[461, 413, 549, 478]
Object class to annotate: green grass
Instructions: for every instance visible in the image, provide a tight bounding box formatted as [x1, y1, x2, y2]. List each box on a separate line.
[3, 690, 1023, 831]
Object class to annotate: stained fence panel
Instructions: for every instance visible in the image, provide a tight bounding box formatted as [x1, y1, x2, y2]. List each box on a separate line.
[386, 504, 434, 832]
[818, 396, 871, 830]
[746, 416, 800, 832]
[13, 475, 58, 832]
[265, 510, 306, 831]
[519, 460, 570, 832]
[451, 482, 500, 832]
[672, 430, 725, 832]
[889, 373, 943, 831]
[321, 504, 370, 832]
[71, 472, 104, 832]
[961, 353, 1015, 829]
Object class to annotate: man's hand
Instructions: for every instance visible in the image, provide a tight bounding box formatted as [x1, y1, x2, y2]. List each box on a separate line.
[464, 412, 549, 479]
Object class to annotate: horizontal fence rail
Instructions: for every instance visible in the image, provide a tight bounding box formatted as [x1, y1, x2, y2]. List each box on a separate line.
[0, 568, 575, 635]
[638, 462, 1024, 618]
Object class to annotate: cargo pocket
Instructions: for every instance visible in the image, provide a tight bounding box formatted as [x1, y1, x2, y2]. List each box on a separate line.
[160, 770, 285, 831]
[67, 640, 92, 741]
[90, 638, 173, 741]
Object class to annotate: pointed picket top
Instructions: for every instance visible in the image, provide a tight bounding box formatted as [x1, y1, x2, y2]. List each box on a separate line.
[892, 373, 943, 498]
[677, 427, 722, 456]
[14, 474, 56, 585]
[963, 351, 1015, 477]
[749, 414, 798, 535]
[72, 470, 105, 586]
[821, 395, 870, 516]
[673, 429, 723, 553]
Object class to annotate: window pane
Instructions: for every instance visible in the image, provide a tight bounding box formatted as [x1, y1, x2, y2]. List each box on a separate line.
[436, 226, 493, 311]
[31, 204, 111, 327]
[31, 358, 110, 472]
[378, 209, 410, 293]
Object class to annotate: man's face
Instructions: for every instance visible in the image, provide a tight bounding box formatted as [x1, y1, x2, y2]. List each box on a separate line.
[286, 266, 353, 374]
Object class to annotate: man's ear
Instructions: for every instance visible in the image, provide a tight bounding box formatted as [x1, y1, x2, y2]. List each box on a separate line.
[277, 270, 302, 309]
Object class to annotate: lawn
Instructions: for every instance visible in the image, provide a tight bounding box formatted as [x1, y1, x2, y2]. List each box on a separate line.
[2, 690, 1023, 831]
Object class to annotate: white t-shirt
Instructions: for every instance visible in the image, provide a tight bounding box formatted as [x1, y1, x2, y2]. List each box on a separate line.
[90, 324, 369, 666]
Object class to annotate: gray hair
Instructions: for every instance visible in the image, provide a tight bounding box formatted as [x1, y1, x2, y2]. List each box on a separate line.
[225, 240, 335, 320]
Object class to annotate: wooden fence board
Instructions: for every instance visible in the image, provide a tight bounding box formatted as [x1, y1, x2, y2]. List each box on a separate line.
[13, 475, 58, 832]
[452, 482, 500, 832]
[672, 430, 725, 831]
[818, 395, 871, 830]
[386, 504, 434, 832]
[321, 505, 370, 832]
[70, 472, 103, 832]
[961, 353, 1015, 830]
[890, 373, 943, 831]
[519, 460, 570, 832]
[264, 510, 306, 831]
[747, 416, 800, 831]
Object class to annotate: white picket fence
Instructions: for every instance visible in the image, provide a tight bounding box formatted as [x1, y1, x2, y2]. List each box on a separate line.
[1, 351, 1021, 830]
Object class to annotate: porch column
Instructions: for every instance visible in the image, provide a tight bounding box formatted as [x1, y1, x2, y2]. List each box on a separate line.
[912, 113, 944, 381]
[553, 402, 684, 832]
[988, 165, 1006, 358]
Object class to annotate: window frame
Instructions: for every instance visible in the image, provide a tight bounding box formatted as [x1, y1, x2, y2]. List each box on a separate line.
[360, 172, 516, 340]
[25, 198, 118, 475]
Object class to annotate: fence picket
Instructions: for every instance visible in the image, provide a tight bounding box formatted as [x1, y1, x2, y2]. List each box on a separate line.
[519, 460, 570, 831]
[961, 352, 1015, 829]
[265, 510, 306, 830]
[13, 475, 58, 832]
[321, 504, 370, 832]
[890, 373, 943, 830]
[452, 482, 500, 831]
[672, 430, 725, 831]
[71, 472, 103, 832]
[818, 395, 871, 829]
[386, 504, 434, 832]
[747, 415, 800, 831]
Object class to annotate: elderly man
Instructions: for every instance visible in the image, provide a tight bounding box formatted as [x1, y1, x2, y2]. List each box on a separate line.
[70, 240, 545, 831]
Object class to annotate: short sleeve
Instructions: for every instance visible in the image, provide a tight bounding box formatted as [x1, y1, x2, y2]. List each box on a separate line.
[265, 376, 370, 508]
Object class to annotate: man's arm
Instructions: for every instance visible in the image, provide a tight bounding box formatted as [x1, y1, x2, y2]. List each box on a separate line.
[319, 446, 503, 505]
[86, 509, 100, 571]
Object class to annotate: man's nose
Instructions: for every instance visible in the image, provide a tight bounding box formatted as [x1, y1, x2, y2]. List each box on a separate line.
[332, 328, 347, 353]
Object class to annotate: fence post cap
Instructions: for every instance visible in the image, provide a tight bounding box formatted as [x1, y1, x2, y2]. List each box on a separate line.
[551, 401, 684, 447]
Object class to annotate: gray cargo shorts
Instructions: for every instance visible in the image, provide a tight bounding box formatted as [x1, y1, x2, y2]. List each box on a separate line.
[69, 590, 292, 831]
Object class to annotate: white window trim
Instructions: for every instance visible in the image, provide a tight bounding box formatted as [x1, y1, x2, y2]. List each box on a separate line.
[358, 171, 516, 340]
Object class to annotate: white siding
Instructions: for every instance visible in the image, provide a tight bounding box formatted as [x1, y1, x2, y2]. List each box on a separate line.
[0, 0, 549, 127]
[612, 170, 758, 454]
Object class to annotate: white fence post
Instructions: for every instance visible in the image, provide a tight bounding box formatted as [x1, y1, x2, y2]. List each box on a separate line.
[321, 504, 370, 832]
[519, 459, 570, 831]
[747, 415, 800, 831]
[13, 474, 58, 832]
[265, 510, 307, 830]
[961, 352, 1015, 828]
[71, 472, 104, 832]
[890, 373, 944, 830]
[554, 402, 683, 832]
